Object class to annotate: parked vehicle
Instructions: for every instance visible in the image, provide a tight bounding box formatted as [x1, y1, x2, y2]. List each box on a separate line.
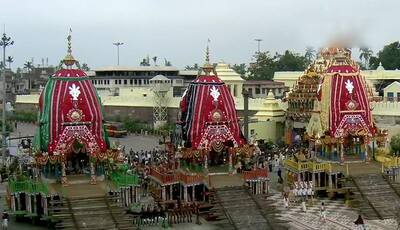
[104, 122, 128, 138]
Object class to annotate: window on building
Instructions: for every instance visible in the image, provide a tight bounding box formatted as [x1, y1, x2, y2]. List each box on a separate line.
[139, 79, 142, 85]
[124, 79, 127, 85]
[119, 80, 122, 84]
[130, 79, 133, 85]
[388, 92, 394, 101]
[255, 88, 260, 94]
[248, 88, 253, 95]
[114, 80, 118, 84]
[262, 88, 266, 94]
[233, 85, 237, 97]
[278, 88, 282, 94]
[134, 79, 137, 85]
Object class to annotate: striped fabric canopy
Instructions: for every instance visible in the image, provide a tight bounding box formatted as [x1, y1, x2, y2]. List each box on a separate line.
[180, 74, 246, 151]
[35, 68, 109, 156]
[321, 64, 376, 138]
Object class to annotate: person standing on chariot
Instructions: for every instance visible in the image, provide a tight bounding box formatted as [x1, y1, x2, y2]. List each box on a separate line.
[307, 181, 313, 201]
[303, 182, 308, 199]
[293, 182, 299, 200]
[299, 181, 304, 197]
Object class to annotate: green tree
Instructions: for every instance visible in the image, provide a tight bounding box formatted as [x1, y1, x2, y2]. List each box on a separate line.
[140, 56, 150, 66]
[152, 56, 158, 66]
[369, 42, 400, 70]
[184, 63, 200, 70]
[248, 51, 276, 80]
[81, 63, 90, 71]
[390, 134, 400, 156]
[304, 46, 316, 65]
[24, 61, 34, 72]
[6, 56, 13, 69]
[369, 56, 380, 69]
[231, 63, 247, 78]
[164, 58, 172, 66]
[359, 47, 373, 70]
[275, 50, 307, 71]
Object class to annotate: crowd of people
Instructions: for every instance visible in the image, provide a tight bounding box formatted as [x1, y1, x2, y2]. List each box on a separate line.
[127, 148, 169, 168]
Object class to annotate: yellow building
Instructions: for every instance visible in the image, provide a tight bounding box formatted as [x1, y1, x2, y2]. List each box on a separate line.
[383, 81, 400, 101]
[16, 62, 286, 143]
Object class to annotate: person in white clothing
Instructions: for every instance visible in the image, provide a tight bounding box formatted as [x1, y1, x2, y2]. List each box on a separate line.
[320, 202, 326, 222]
[283, 194, 289, 209]
[301, 199, 307, 212]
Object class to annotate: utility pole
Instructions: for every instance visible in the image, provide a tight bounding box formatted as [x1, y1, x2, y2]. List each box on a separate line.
[113, 42, 124, 65]
[0, 31, 14, 165]
[254, 39, 262, 54]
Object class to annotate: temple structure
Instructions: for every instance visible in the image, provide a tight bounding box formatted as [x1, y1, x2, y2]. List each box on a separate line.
[149, 46, 269, 204]
[286, 48, 388, 162]
[33, 32, 121, 186]
[179, 44, 248, 167]
[284, 48, 389, 195]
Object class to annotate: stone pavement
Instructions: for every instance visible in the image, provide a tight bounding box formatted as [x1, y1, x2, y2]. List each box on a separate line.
[269, 192, 398, 230]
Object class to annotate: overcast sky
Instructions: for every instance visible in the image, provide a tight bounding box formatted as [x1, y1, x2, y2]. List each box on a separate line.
[1, 0, 399, 69]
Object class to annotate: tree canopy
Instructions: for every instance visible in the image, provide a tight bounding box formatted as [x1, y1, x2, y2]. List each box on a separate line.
[390, 134, 400, 156]
[184, 63, 200, 70]
[247, 51, 277, 80]
[231, 63, 247, 78]
[246, 50, 307, 80]
[369, 42, 400, 70]
[359, 47, 373, 70]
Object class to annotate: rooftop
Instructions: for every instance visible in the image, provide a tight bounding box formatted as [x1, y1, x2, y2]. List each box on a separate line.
[244, 80, 287, 86]
[94, 66, 180, 72]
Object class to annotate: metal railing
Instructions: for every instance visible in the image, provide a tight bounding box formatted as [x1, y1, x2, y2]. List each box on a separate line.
[110, 172, 140, 189]
[8, 179, 49, 195]
[243, 168, 268, 181]
[382, 157, 400, 169]
[284, 158, 332, 172]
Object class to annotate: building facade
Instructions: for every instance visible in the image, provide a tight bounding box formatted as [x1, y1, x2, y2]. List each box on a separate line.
[243, 80, 288, 99]
[88, 66, 197, 98]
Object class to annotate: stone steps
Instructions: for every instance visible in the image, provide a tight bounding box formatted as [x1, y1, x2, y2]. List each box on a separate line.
[214, 186, 284, 230]
[49, 195, 136, 230]
[351, 174, 400, 220]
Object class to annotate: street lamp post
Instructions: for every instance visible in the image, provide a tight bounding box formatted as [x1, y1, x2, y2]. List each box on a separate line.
[254, 39, 262, 54]
[113, 42, 124, 65]
[0, 32, 13, 166]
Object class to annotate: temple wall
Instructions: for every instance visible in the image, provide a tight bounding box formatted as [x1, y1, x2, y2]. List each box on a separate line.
[249, 121, 285, 143]
[372, 101, 400, 117]
[15, 94, 280, 116]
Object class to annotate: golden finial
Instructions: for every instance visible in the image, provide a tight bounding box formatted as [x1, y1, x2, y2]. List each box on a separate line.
[67, 28, 72, 55]
[205, 38, 210, 64]
[63, 28, 77, 68]
[202, 38, 214, 75]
